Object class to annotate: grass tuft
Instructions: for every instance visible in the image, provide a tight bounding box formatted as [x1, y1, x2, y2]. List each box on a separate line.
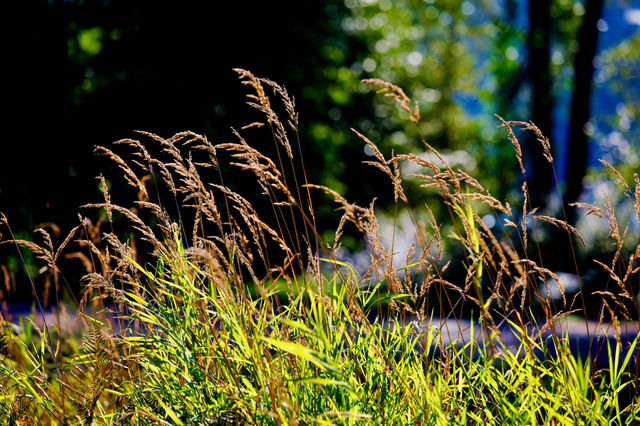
[1, 70, 639, 424]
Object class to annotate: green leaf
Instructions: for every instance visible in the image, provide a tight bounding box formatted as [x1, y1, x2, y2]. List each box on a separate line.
[261, 336, 340, 374]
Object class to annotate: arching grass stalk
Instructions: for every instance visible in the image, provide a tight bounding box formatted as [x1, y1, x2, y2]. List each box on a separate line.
[451, 199, 498, 356]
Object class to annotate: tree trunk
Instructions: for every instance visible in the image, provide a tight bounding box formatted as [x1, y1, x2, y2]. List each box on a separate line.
[565, 0, 604, 226]
[526, 0, 554, 211]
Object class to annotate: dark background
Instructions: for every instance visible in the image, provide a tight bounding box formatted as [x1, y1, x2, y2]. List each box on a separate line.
[2, 1, 353, 232]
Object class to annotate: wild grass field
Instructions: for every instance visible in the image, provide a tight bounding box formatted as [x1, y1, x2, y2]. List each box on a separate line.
[1, 69, 639, 424]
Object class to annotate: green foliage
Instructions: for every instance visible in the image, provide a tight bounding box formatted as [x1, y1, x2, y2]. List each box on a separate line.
[341, 0, 514, 201]
[77, 27, 104, 57]
[2, 263, 639, 423]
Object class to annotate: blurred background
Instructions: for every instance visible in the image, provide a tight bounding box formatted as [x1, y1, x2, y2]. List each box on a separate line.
[1, 0, 639, 305]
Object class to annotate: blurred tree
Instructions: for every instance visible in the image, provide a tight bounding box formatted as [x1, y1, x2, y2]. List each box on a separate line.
[492, 0, 526, 118]
[565, 0, 605, 226]
[338, 0, 513, 220]
[573, 27, 640, 252]
[526, 0, 554, 210]
[597, 31, 640, 178]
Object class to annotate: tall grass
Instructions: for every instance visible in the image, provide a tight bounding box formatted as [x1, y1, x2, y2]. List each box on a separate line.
[0, 69, 639, 424]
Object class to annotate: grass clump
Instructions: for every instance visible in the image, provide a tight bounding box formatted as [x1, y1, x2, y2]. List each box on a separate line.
[1, 69, 639, 424]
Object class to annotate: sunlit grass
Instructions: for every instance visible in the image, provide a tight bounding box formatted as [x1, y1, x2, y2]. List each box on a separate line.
[1, 70, 639, 424]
